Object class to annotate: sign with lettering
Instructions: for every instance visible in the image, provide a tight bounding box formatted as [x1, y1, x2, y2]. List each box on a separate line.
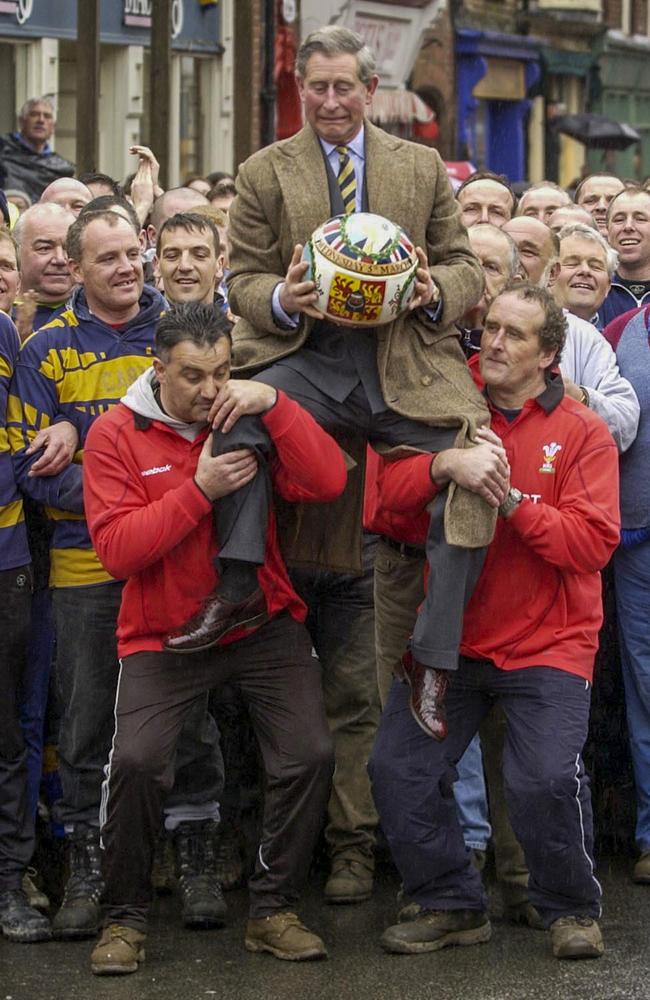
[0, 0, 220, 52]
[123, 0, 184, 39]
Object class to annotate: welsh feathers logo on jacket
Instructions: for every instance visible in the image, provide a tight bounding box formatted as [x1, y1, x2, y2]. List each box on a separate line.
[540, 441, 562, 474]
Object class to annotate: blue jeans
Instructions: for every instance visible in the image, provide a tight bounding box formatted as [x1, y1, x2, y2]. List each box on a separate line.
[614, 539, 650, 852]
[455, 734, 491, 851]
[369, 659, 601, 926]
[52, 582, 224, 830]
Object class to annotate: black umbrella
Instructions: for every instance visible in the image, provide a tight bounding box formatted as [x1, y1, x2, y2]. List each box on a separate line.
[552, 113, 641, 151]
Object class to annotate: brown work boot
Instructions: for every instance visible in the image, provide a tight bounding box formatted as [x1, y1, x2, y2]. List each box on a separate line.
[90, 924, 146, 975]
[395, 650, 449, 740]
[381, 908, 491, 954]
[503, 901, 545, 931]
[324, 857, 373, 904]
[550, 916, 604, 959]
[245, 911, 327, 961]
[633, 850, 650, 884]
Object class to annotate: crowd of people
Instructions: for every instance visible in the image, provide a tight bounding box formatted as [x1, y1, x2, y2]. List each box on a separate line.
[0, 22, 648, 979]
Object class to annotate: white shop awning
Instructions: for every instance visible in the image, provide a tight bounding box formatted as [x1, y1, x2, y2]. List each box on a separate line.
[368, 89, 435, 125]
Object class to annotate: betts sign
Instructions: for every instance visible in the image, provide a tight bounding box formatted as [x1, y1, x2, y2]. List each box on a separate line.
[123, 0, 184, 37]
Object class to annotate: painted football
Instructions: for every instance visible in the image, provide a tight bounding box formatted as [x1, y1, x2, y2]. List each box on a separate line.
[302, 212, 418, 327]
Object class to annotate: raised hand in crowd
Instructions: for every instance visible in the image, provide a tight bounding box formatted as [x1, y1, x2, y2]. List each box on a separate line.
[129, 145, 163, 226]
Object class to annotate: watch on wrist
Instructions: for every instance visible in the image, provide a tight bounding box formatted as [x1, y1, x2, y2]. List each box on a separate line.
[499, 487, 524, 519]
[579, 385, 590, 407]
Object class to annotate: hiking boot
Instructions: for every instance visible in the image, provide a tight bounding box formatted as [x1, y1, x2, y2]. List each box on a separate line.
[324, 857, 373, 904]
[0, 888, 52, 942]
[633, 850, 650, 884]
[503, 901, 545, 931]
[550, 916, 604, 959]
[214, 824, 244, 891]
[52, 829, 103, 940]
[173, 820, 227, 928]
[22, 869, 50, 911]
[381, 909, 491, 954]
[90, 924, 146, 975]
[245, 911, 327, 961]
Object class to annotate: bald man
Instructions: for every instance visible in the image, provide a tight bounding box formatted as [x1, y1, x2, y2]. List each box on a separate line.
[515, 182, 571, 225]
[548, 204, 597, 235]
[40, 178, 92, 218]
[147, 187, 210, 245]
[503, 216, 559, 287]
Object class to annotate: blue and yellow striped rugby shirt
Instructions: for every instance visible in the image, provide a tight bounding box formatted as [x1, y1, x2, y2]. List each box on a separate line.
[0, 312, 30, 571]
[8, 284, 164, 587]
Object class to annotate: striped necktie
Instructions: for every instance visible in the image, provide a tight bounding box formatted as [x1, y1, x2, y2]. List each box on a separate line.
[336, 145, 356, 214]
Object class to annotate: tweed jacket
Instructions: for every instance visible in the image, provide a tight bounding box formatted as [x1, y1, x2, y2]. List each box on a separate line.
[228, 122, 495, 555]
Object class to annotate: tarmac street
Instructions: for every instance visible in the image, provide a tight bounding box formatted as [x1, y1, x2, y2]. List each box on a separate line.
[1, 858, 648, 1000]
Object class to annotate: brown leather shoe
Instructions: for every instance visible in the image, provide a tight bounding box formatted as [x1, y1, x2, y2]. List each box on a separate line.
[164, 588, 268, 653]
[395, 650, 449, 740]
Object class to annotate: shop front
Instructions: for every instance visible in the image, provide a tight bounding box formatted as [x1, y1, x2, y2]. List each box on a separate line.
[0, 0, 229, 185]
[456, 28, 540, 183]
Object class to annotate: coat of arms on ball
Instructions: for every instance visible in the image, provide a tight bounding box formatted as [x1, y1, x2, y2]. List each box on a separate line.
[302, 212, 418, 327]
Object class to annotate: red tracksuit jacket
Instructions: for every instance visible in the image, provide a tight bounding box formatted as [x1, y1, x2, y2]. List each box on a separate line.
[378, 376, 621, 682]
[83, 391, 347, 658]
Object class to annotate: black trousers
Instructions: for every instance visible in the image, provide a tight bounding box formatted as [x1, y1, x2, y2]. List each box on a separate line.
[100, 614, 334, 929]
[213, 370, 486, 671]
[0, 564, 33, 891]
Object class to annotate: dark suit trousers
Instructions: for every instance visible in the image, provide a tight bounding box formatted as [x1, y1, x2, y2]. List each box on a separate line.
[225, 368, 486, 672]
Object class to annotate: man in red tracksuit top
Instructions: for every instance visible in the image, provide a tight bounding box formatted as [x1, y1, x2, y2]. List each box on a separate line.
[82, 304, 347, 975]
[368, 284, 620, 961]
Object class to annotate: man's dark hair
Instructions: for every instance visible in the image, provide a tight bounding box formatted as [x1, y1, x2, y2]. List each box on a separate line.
[156, 212, 221, 258]
[79, 194, 140, 234]
[155, 303, 232, 361]
[496, 282, 566, 365]
[456, 170, 517, 212]
[207, 179, 236, 202]
[206, 171, 234, 187]
[66, 209, 138, 262]
[78, 172, 123, 197]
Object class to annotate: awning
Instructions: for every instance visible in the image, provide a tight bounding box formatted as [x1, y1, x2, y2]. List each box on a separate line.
[368, 89, 435, 126]
[541, 47, 595, 78]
